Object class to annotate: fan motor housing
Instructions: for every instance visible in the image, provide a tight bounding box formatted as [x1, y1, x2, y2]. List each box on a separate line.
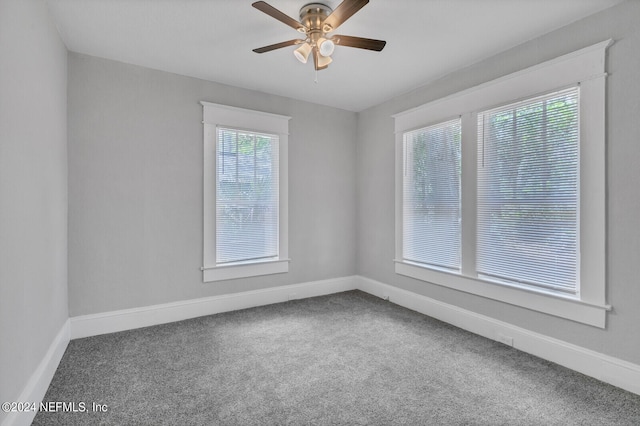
[299, 3, 332, 32]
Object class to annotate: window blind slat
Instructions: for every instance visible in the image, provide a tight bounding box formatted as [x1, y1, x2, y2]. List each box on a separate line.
[216, 127, 279, 264]
[477, 87, 579, 294]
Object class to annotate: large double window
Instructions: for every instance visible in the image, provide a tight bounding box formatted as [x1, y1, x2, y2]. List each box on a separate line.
[394, 41, 611, 327]
[202, 102, 290, 282]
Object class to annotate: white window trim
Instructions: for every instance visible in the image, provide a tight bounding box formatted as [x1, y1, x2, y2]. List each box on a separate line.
[201, 102, 290, 282]
[393, 40, 613, 328]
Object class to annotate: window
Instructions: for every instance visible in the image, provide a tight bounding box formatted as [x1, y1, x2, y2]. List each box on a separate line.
[216, 128, 279, 264]
[403, 119, 461, 271]
[394, 40, 612, 327]
[202, 102, 290, 282]
[477, 88, 579, 294]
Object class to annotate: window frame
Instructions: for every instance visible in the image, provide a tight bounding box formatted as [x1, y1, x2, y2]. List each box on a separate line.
[393, 40, 612, 328]
[201, 102, 290, 282]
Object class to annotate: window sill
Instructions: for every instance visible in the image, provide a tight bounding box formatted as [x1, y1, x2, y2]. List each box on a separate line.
[394, 260, 610, 328]
[202, 259, 289, 282]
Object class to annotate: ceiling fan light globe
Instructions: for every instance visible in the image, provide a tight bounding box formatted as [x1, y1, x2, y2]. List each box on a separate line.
[317, 54, 332, 68]
[294, 42, 312, 63]
[318, 38, 335, 57]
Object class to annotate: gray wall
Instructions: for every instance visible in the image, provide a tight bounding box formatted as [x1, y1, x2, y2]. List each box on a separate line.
[356, 0, 640, 365]
[0, 0, 68, 417]
[67, 53, 357, 316]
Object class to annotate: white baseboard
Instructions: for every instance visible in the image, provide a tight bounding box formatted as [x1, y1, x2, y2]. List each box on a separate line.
[355, 275, 640, 396]
[70, 276, 357, 339]
[2, 320, 70, 426]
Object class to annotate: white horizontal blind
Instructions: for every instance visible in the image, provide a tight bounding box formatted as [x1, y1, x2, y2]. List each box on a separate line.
[403, 118, 461, 270]
[216, 127, 279, 264]
[477, 87, 579, 294]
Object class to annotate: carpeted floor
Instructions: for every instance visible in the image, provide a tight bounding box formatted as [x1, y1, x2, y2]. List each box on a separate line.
[34, 290, 640, 425]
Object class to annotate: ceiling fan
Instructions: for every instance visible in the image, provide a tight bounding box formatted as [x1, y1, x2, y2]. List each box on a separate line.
[251, 0, 386, 71]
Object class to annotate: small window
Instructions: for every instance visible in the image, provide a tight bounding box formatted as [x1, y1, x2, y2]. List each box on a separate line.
[216, 128, 280, 265]
[202, 103, 290, 282]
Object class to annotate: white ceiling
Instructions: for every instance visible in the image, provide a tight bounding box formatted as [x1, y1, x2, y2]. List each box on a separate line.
[46, 0, 624, 112]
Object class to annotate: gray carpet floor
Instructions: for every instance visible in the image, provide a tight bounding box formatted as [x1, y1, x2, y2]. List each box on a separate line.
[34, 290, 640, 425]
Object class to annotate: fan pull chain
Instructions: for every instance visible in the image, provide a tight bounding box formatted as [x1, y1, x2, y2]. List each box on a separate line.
[314, 68, 318, 84]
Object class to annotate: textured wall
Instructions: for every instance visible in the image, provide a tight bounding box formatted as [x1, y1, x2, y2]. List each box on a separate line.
[67, 53, 357, 316]
[356, 0, 640, 365]
[0, 0, 69, 418]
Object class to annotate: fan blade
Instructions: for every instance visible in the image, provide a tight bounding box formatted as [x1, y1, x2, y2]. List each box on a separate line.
[323, 0, 369, 32]
[252, 1, 307, 32]
[253, 39, 303, 54]
[333, 35, 386, 51]
[313, 48, 329, 71]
